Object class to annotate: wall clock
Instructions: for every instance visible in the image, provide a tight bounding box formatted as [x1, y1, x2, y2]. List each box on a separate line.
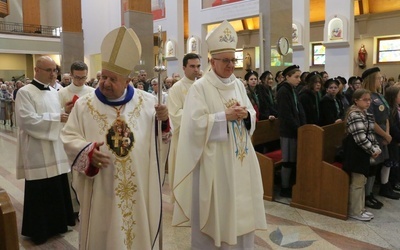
[277, 36, 290, 56]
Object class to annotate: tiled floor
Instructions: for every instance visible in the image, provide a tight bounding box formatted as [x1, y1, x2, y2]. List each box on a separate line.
[1, 124, 399, 249]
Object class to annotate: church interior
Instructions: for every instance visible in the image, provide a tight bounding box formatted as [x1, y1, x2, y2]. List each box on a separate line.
[1, 0, 400, 249]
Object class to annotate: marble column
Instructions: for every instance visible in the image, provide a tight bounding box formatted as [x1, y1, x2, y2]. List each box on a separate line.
[124, 0, 154, 77]
[61, 0, 84, 74]
[22, 0, 40, 33]
[259, 0, 293, 74]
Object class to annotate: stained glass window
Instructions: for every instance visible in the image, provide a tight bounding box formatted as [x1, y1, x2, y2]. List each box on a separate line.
[312, 43, 325, 65]
[377, 37, 400, 63]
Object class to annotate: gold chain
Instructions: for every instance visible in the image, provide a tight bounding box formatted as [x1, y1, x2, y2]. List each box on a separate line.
[113, 105, 125, 119]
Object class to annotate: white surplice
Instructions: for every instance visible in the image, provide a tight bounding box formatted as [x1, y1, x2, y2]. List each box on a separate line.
[15, 82, 70, 180]
[58, 82, 95, 213]
[166, 76, 194, 195]
[61, 89, 163, 250]
[172, 70, 267, 247]
[58, 83, 94, 109]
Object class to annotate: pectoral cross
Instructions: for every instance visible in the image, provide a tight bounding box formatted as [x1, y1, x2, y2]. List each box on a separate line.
[112, 133, 122, 148]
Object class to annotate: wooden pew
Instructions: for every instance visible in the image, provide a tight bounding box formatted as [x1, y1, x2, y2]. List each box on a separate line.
[0, 188, 19, 250]
[252, 119, 281, 201]
[291, 122, 349, 220]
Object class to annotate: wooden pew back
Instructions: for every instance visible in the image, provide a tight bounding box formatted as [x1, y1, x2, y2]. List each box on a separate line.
[291, 122, 349, 220]
[322, 122, 346, 163]
[252, 119, 281, 201]
[0, 188, 19, 250]
[252, 119, 280, 147]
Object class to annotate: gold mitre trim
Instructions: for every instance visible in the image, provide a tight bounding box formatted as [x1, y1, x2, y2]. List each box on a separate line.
[210, 48, 236, 55]
[109, 26, 126, 65]
[102, 61, 132, 76]
[101, 26, 142, 77]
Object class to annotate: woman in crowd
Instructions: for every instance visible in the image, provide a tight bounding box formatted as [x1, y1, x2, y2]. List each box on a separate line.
[298, 71, 322, 125]
[343, 89, 381, 221]
[296, 71, 309, 94]
[276, 65, 306, 198]
[245, 70, 260, 120]
[136, 82, 144, 90]
[319, 71, 329, 95]
[0, 83, 13, 126]
[256, 70, 278, 121]
[272, 70, 285, 97]
[345, 76, 363, 104]
[384, 86, 400, 194]
[362, 67, 399, 209]
[336, 76, 351, 116]
[319, 78, 343, 126]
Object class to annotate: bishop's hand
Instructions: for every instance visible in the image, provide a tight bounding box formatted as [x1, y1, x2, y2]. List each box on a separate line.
[155, 104, 169, 121]
[92, 142, 111, 169]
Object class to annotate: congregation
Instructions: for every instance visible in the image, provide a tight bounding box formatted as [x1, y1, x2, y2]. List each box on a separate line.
[3, 22, 400, 250]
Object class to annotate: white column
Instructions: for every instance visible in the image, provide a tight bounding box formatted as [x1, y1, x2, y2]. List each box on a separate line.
[292, 0, 310, 72]
[323, 0, 354, 79]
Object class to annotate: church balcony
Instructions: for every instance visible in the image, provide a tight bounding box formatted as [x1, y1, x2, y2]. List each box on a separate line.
[0, 21, 61, 38]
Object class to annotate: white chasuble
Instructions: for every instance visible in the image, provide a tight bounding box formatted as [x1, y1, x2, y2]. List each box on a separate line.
[166, 76, 194, 198]
[61, 89, 163, 250]
[172, 70, 267, 246]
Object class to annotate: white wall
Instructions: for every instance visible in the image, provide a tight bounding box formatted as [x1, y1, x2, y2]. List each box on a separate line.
[81, 0, 122, 76]
[3, 0, 22, 23]
[310, 11, 400, 79]
[2, 0, 61, 27]
[153, 0, 184, 77]
[189, 0, 259, 70]
[40, 0, 61, 27]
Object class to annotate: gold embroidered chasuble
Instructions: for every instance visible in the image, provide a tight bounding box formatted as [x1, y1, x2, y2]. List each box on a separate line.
[61, 89, 163, 249]
[172, 70, 267, 246]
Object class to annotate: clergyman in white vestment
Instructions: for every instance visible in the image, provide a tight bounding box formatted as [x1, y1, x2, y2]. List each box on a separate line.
[61, 26, 170, 250]
[172, 20, 267, 249]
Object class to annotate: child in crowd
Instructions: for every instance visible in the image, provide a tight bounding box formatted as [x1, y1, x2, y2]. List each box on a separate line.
[384, 86, 400, 193]
[362, 67, 399, 206]
[319, 78, 343, 126]
[256, 70, 278, 121]
[245, 70, 260, 120]
[343, 89, 381, 221]
[298, 71, 322, 125]
[336, 76, 350, 116]
[276, 65, 306, 197]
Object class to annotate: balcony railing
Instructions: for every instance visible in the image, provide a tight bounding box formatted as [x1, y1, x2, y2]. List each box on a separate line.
[0, 21, 61, 37]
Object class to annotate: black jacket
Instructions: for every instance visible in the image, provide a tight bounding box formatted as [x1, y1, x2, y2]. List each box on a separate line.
[255, 84, 278, 120]
[319, 94, 342, 126]
[299, 88, 320, 125]
[276, 82, 306, 138]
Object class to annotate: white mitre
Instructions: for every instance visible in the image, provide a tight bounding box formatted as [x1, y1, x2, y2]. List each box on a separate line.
[205, 20, 238, 55]
[101, 26, 142, 77]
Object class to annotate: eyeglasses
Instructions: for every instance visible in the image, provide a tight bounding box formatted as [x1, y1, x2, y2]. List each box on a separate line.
[73, 75, 88, 81]
[38, 67, 58, 73]
[213, 58, 238, 65]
